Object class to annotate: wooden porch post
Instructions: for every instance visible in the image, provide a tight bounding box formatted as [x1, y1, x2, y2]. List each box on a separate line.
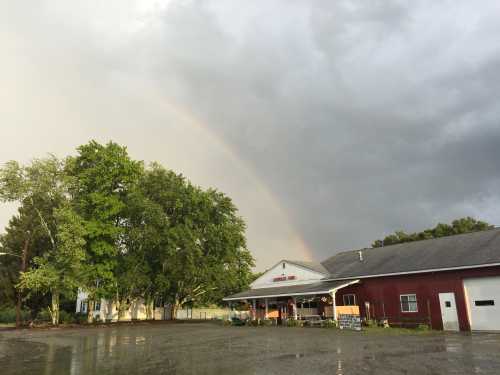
[265, 298, 269, 319]
[252, 299, 257, 320]
[331, 291, 337, 321]
[293, 297, 298, 320]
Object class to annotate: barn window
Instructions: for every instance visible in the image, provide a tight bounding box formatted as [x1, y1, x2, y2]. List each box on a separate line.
[343, 294, 357, 306]
[400, 294, 418, 312]
[282, 262, 286, 269]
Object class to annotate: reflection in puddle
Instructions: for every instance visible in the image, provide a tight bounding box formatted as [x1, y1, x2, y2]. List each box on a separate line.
[1, 327, 500, 375]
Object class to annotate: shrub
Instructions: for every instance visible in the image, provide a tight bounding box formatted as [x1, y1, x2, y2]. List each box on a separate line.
[364, 319, 377, 327]
[59, 310, 76, 324]
[416, 324, 431, 331]
[75, 312, 88, 324]
[36, 308, 52, 322]
[261, 319, 273, 326]
[0, 307, 31, 323]
[285, 319, 301, 327]
[323, 319, 337, 328]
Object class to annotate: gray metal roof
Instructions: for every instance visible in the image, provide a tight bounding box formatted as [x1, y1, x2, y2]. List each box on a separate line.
[321, 228, 500, 280]
[284, 260, 329, 275]
[223, 280, 357, 301]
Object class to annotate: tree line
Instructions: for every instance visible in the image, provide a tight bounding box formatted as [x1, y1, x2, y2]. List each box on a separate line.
[0, 141, 254, 325]
[372, 217, 494, 248]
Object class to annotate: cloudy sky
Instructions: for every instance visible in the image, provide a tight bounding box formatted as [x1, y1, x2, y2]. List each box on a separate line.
[1, 1, 500, 269]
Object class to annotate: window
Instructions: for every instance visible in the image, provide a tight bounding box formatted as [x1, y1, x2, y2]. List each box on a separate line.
[95, 301, 101, 311]
[475, 300, 495, 306]
[343, 294, 357, 306]
[80, 301, 88, 313]
[282, 262, 286, 269]
[400, 294, 418, 312]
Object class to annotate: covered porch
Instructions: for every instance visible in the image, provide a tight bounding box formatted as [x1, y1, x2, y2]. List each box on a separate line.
[223, 279, 360, 323]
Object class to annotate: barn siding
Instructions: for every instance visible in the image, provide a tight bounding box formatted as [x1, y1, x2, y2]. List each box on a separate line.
[335, 266, 500, 331]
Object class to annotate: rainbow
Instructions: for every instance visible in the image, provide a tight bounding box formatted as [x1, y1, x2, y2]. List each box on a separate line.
[149, 89, 314, 262]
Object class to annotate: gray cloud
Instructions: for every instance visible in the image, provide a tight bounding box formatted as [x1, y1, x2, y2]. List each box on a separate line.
[1, 0, 500, 267]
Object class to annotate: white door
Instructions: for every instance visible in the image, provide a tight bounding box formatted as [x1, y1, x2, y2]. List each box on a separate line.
[439, 292, 459, 331]
[464, 277, 500, 331]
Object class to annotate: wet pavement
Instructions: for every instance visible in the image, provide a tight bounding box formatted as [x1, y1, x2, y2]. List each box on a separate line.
[1, 322, 500, 374]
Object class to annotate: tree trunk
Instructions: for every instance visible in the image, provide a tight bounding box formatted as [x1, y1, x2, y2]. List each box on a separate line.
[145, 297, 153, 320]
[170, 302, 180, 321]
[16, 237, 30, 328]
[51, 292, 60, 326]
[117, 300, 128, 321]
[87, 300, 95, 324]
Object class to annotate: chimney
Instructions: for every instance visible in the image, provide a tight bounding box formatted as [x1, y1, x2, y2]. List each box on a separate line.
[358, 250, 364, 262]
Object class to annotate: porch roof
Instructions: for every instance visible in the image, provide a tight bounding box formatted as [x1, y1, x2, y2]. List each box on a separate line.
[223, 279, 359, 301]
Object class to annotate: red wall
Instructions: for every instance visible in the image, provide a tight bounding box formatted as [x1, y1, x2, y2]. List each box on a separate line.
[336, 266, 500, 331]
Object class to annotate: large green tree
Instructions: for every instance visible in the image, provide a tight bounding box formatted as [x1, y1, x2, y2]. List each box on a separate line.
[1, 142, 254, 325]
[18, 205, 86, 325]
[0, 156, 65, 326]
[372, 217, 494, 248]
[65, 141, 143, 322]
[141, 164, 254, 318]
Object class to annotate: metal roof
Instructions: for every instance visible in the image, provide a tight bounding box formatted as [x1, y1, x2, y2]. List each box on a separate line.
[321, 228, 500, 280]
[283, 260, 329, 275]
[223, 280, 358, 301]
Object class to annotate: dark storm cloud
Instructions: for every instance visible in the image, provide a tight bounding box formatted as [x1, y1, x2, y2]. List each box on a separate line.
[2, 0, 500, 265]
[144, 1, 500, 257]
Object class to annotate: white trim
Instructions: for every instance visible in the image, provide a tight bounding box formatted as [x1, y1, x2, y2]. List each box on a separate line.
[400, 294, 418, 313]
[250, 259, 329, 288]
[223, 280, 360, 301]
[322, 263, 500, 282]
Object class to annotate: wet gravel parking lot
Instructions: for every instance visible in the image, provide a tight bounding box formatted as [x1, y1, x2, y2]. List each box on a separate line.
[1, 322, 500, 374]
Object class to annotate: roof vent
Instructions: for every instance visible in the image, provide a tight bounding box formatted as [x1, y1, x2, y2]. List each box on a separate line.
[358, 250, 364, 262]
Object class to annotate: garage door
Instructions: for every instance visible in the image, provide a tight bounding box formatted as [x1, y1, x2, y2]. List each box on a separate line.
[464, 277, 500, 331]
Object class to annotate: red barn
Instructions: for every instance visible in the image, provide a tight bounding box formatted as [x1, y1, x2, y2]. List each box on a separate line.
[224, 228, 500, 331]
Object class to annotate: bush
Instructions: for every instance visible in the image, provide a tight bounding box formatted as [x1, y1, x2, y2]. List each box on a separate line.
[36, 308, 51, 322]
[364, 319, 377, 327]
[0, 307, 31, 323]
[285, 319, 301, 327]
[416, 324, 431, 331]
[75, 312, 88, 324]
[261, 319, 273, 326]
[59, 310, 76, 324]
[323, 319, 337, 328]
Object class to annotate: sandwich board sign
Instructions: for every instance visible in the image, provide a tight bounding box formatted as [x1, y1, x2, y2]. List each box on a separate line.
[338, 314, 362, 331]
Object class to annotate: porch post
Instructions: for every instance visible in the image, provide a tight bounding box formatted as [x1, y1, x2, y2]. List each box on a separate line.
[252, 299, 257, 320]
[293, 297, 298, 320]
[331, 290, 337, 321]
[228, 301, 232, 320]
[265, 298, 269, 319]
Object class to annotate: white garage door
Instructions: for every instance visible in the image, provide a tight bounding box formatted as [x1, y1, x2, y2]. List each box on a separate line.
[464, 277, 500, 331]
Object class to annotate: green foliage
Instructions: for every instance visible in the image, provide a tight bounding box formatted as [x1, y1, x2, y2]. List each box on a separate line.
[18, 204, 87, 325]
[372, 217, 494, 248]
[1, 141, 255, 323]
[285, 319, 301, 327]
[65, 141, 143, 305]
[323, 319, 337, 328]
[36, 308, 51, 322]
[0, 307, 30, 323]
